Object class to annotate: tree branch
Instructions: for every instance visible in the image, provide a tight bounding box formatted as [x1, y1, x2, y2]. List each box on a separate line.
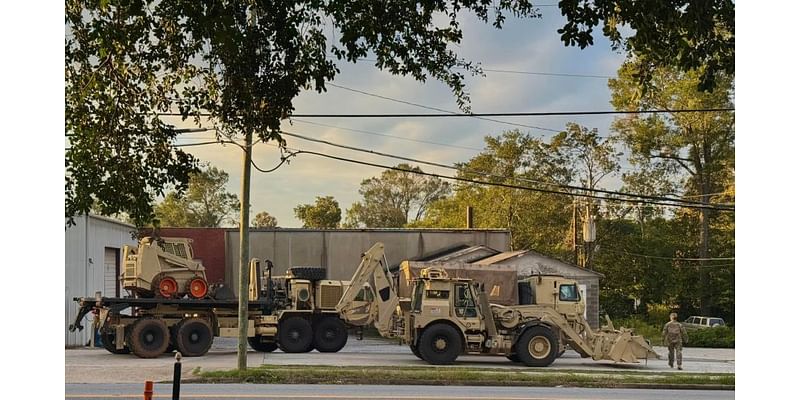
[650, 154, 695, 176]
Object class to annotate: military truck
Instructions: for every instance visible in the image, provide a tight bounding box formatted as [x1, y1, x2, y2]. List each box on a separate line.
[69, 237, 359, 358]
[336, 242, 658, 366]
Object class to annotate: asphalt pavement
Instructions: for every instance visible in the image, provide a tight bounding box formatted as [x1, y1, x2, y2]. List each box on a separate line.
[65, 336, 735, 384]
[65, 383, 735, 400]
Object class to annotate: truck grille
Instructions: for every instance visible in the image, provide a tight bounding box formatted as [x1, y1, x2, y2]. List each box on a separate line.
[318, 285, 343, 309]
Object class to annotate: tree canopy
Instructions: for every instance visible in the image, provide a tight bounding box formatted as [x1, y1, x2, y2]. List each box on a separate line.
[153, 165, 239, 227]
[344, 164, 450, 228]
[294, 196, 342, 228]
[252, 211, 278, 228]
[65, 0, 541, 226]
[609, 62, 735, 315]
[557, 0, 734, 92]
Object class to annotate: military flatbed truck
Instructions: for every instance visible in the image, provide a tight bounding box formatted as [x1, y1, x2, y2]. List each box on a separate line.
[69, 237, 356, 358]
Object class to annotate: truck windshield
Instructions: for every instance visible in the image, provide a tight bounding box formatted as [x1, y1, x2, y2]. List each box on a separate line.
[559, 284, 580, 302]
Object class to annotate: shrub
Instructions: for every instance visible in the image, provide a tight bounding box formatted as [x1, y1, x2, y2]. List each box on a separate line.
[687, 326, 735, 348]
[613, 317, 662, 344]
[644, 304, 673, 326]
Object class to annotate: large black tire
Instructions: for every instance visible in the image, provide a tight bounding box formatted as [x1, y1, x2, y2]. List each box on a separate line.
[516, 326, 559, 367]
[248, 336, 279, 352]
[417, 323, 462, 365]
[101, 331, 130, 354]
[313, 317, 348, 353]
[287, 266, 326, 281]
[278, 317, 314, 353]
[128, 318, 170, 358]
[174, 318, 213, 357]
[506, 353, 520, 362]
[409, 344, 423, 360]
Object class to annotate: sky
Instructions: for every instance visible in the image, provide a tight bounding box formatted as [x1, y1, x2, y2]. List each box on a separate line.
[163, 6, 629, 228]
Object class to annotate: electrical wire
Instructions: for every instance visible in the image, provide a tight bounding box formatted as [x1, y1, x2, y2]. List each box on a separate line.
[482, 69, 613, 79]
[156, 108, 734, 118]
[288, 108, 735, 118]
[266, 143, 733, 212]
[290, 119, 485, 151]
[326, 82, 561, 132]
[165, 138, 734, 211]
[279, 130, 735, 209]
[606, 249, 735, 261]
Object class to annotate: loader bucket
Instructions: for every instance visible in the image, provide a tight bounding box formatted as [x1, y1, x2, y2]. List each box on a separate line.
[605, 328, 660, 363]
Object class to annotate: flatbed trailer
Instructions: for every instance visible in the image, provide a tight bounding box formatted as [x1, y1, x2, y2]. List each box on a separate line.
[69, 290, 345, 358]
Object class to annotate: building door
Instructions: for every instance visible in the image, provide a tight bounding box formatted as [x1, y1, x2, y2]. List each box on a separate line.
[104, 248, 120, 297]
[578, 284, 587, 320]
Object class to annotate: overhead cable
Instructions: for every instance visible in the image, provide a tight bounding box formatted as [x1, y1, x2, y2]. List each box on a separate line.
[326, 82, 561, 132]
[279, 131, 734, 210]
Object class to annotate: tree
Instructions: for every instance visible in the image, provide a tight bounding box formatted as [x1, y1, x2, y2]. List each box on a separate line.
[549, 123, 621, 267]
[609, 62, 735, 315]
[557, 0, 734, 92]
[345, 164, 450, 228]
[252, 211, 278, 228]
[65, 0, 542, 226]
[153, 166, 239, 227]
[294, 196, 341, 228]
[415, 130, 573, 255]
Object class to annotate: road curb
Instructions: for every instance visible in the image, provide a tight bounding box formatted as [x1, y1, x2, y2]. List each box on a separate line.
[183, 377, 734, 391]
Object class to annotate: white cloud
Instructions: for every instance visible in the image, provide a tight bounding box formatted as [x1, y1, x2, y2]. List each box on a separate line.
[166, 11, 629, 227]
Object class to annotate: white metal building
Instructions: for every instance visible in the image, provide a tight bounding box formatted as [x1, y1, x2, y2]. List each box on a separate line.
[65, 215, 137, 347]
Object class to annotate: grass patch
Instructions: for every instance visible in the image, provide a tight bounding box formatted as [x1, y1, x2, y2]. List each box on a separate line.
[196, 365, 734, 389]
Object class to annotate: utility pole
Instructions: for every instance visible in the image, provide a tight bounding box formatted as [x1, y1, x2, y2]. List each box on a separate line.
[583, 201, 596, 270]
[572, 199, 579, 265]
[236, 131, 253, 371]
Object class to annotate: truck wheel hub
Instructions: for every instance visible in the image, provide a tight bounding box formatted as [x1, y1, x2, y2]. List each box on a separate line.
[528, 336, 551, 359]
[434, 338, 447, 350]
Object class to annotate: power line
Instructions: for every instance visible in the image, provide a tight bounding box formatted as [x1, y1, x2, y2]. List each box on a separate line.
[156, 108, 734, 119]
[279, 130, 734, 210]
[291, 119, 485, 151]
[326, 82, 561, 132]
[166, 138, 733, 211]
[608, 249, 735, 261]
[266, 142, 733, 212]
[482, 68, 613, 79]
[288, 108, 735, 118]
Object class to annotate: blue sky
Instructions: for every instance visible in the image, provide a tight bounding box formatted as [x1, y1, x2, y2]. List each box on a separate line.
[164, 6, 630, 227]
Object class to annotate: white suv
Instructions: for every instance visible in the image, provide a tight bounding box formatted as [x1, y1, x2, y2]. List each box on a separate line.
[683, 316, 726, 329]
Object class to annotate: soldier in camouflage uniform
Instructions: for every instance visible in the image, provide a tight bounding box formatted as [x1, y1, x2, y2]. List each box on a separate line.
[662, 312, 689, 370]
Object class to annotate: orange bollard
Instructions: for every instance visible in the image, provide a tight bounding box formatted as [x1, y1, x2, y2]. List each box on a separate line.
[144, 380, 154, 400]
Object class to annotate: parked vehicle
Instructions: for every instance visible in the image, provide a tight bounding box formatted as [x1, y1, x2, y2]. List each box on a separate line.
[683, 316, 726, 329]
[336, 243, 659, 367]
[70, 237, 354, 358]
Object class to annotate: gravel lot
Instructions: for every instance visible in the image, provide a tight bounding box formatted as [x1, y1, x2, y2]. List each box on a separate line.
[65, 335, 734, 384]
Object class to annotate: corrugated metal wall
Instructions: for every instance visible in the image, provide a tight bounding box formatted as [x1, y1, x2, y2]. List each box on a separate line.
[65, 215, 138, 347]
[225, 229, 511, 293]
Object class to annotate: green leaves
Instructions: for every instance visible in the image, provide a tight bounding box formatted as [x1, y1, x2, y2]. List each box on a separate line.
[66, 1, 543, 226]
[153, 165, 240, 227]
[344, 164, 450, 228]
[556, 0, 734, 92]
[294, 196, 342, 228]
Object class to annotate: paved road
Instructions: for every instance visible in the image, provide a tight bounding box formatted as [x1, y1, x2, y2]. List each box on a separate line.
[65, 383, 734, 400]
[65, 336, 735, 384]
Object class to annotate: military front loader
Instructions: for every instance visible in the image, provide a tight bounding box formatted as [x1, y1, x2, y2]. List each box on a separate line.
[336, 242, 658, 367]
